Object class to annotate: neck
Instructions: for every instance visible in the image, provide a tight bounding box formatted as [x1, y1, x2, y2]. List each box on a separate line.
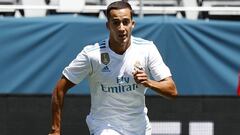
[109, 38, 131, 55]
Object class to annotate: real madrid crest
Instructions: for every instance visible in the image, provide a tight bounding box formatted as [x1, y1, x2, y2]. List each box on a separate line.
[101, 53, 110, 65]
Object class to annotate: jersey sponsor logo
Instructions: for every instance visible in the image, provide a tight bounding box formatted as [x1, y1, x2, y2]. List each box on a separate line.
[101, 76, 138, 93]
[101, 83, 138, 93]
[116, 76, 129, 84]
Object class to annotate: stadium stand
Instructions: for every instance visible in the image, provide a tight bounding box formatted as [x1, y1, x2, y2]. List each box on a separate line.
[0, 0, 23, 16]
[44, 0, 184, 18]
[198, 0, 240, 20]
[182, 0, 199, 19]
[86, 0, 104, 5]
[0, 0, 16, 16]
[128, 0, 184, 17]
[45, 0, 85, 15]
[1, 0, 240, 19]
[22, 0, 46, 17]
[45, 0, 102, 16]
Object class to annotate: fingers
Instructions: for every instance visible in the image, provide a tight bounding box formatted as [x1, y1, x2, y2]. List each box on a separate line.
[133, 70, 148, 84]
[132, 68, 144, 75]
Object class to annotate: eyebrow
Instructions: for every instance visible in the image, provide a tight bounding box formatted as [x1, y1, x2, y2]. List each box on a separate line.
[111, 17, 131, 20]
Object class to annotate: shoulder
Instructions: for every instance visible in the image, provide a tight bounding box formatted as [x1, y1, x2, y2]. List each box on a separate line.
[132, 36, 154, 46]
[131, 36, 157, 52]
[82, 39, 107, 53]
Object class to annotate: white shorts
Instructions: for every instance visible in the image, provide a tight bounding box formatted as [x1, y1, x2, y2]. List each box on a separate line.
[86, 114, 151, 135]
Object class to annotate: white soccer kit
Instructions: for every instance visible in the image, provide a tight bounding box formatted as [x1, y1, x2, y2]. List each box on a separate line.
[63, 36, 172, 135]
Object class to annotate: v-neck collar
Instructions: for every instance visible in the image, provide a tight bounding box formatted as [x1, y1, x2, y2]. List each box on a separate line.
[106, 37, 134, 59]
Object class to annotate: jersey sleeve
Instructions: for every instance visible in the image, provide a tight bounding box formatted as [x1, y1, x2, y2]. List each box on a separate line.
[147, 42, 172, 81]
[62, 48, 92, 84]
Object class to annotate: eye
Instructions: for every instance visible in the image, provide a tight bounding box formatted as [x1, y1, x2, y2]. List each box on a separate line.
[112, 20, 121, 26]
[122, 19, 130, 26]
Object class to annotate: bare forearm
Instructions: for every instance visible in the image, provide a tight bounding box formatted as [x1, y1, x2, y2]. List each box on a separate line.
[133, 70, 177, 99]
[51, 88, 64, 132]
[146, 78, 177, 98]
[50, 88, 65, 134]
[49, 76, 75, 135]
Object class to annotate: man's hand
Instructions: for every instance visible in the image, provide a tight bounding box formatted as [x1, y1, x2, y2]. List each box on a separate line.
[133, 69, 177, 98]
[132, 69, 151, 87]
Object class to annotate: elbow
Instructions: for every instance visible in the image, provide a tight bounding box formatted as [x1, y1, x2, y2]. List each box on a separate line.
[161, 77, 178, 99]
[169, 81, 178, 98]
[157, 88, 178, 100]
[170, 90, 178, 99]
[170, 84, 178, 97]
[165, 86, 178, 99]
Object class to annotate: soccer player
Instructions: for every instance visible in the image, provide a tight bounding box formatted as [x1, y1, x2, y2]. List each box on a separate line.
[49, 1, 177, 135]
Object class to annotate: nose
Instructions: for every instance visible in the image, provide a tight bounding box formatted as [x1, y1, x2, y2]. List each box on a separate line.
[118, 23, 125, 32]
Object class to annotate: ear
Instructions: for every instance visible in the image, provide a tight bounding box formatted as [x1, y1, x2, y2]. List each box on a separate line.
[132, 20, 136, 28]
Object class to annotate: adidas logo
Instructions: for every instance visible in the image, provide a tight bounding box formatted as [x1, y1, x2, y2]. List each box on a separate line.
[101, 66, 111, 72]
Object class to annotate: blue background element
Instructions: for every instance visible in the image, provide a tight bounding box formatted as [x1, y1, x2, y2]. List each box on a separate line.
[0, 15, 239, 95]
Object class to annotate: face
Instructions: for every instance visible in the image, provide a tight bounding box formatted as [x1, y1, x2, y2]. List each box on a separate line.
[107, 8, 135, 46]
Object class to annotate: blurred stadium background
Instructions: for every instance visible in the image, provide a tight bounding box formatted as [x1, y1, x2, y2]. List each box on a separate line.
[0, 0, 240, 135]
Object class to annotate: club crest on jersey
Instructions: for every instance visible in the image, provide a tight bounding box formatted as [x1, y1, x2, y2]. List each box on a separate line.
[101, 53, 110, 65]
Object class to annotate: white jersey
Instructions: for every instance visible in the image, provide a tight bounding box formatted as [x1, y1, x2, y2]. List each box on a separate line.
[63, 36, 172, 135]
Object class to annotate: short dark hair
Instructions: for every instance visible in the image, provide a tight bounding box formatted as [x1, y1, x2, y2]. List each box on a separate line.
[106, 1, 133, 20]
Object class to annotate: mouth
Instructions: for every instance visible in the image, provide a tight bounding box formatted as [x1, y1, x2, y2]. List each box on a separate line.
[119, 34, 127, 39]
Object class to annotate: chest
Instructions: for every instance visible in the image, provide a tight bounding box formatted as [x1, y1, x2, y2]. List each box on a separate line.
[90, 51, 148, 84]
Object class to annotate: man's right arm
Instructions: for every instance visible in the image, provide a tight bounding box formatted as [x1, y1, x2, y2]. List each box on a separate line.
[48, 75, 75, 135]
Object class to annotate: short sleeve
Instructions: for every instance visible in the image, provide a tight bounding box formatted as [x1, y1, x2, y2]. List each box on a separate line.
[62, 49, 91, 84]
[147, 42, 171, 81]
